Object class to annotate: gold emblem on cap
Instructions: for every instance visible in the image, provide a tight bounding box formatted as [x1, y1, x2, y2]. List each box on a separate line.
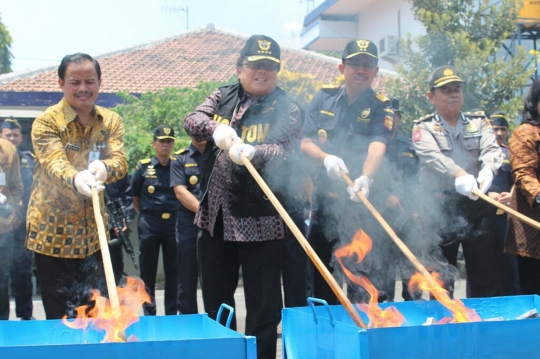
[318, 129, 328, 143]
[164, 127, 171, 135]
[189, 175, 198, 186]
[258, 40, 271, 51]
[443, 68, 454, 76]
[361, 108, 371, 118]
[148, 185, 155, 194]
[357, 40, 369, 50]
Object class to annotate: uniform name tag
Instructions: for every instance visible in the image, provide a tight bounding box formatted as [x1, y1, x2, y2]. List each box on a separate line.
[66, 143, 80, 151]
[464, 133, 482, 139]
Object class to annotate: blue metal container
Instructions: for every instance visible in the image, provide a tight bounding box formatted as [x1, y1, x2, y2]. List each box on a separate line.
[283, 295, 540, 358]
[0, 305, 256, 359]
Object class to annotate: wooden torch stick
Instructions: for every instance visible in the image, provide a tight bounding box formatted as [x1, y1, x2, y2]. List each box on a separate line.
[472, 188, 540, 231]
[239, 154, 367, 329]
[340, 171, 444, 290]
[91, 187, 122, 314]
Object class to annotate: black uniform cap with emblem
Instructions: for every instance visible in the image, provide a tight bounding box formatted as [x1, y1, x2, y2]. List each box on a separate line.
[342, 39, 378, 62]
[154, 125, 175, 140]
[241, 35, 281, 64]
[490, 111, 509, 127]
[428, 65, 465, 89]
[1, 116, 22, 130]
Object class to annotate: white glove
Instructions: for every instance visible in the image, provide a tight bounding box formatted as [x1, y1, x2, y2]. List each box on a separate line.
[455, 174, 479, 200]
[323, 155, 349, 180]
[347, 175, 371, 201]
[229, 143, 256, 165]
[74, 170, 105, 197]
[0, 193, 6, 204]
[476, 168, 494, 194]
[213, 124, 240, 150]
[88, 160, 108, 182]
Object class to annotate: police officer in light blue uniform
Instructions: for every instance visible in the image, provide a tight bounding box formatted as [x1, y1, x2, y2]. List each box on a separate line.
[1, 117, 35, 320]
[171, 136, 205, 314]
[131, 125, 180, 315]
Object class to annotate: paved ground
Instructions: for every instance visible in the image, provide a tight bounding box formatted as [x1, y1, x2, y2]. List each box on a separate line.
[8, 278, 467, 358]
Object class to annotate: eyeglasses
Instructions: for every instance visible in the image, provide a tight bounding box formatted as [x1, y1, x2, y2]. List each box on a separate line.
[242, 62, 279, 72]
[344, 61, 377, 70]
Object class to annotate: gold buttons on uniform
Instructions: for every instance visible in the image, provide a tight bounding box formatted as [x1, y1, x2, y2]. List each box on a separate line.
[189, 175, 198, 185]
[318, 129, 327, 143]
[148, 185, 155, 194]
[162, 213, 171, 219]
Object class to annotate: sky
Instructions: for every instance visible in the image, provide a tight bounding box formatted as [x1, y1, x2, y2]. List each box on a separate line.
[1, 0, 321, 73]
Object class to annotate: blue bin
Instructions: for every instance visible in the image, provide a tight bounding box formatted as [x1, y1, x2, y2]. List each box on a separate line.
[283, 295, 540, 358]
[0, 304, 256, 358]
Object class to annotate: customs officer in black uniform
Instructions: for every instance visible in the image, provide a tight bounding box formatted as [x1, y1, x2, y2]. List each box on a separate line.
[301, 39, 395, 304]
[132, 125, 180, 315]
[1, 118, 35, 320]
[488, 111, 520, 295]
[170, 136, 205, 314]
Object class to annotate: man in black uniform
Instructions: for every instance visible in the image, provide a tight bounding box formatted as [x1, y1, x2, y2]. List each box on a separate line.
[1, 118, 34, 320]
[131, 125, 180, 315]
[170, 136, 205, 314]
[300, 39, 394, 304]
[488, 111, 520, 295]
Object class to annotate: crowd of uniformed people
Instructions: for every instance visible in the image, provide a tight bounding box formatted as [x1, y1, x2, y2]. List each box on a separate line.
[0, 34, 539, 359]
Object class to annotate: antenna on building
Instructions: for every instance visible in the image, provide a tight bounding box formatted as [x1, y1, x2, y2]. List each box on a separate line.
[299, 0, 314, 14]
[161, 5, 189, 30]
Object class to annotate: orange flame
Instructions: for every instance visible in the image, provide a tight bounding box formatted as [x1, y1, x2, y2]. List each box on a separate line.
[408, 272, 480, 323]
[62, 276, 152, 342]
[335, 229, 405, 328]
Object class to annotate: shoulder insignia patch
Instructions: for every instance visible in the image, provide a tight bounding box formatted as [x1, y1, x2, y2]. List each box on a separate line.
[321, 85, 341, 94]
[375, 93, 390, 103]
[413, 113, 435, 123]
[175, 148, 189, 155]
[139, 158, 151, 165]
[464, 111, 486, 119]
[30, 152, 36, 158]
[321, 84, 340, 89]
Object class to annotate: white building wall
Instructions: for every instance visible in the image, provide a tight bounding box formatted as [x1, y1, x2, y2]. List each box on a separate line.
[356, 0, 424, 71]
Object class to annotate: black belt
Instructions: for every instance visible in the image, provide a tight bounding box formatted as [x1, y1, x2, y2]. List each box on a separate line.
[141, 210, 178, 219]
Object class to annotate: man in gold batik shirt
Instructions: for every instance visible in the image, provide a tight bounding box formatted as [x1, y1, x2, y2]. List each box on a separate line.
[0, 137, 23, 320]
[26, 53, 127, 319]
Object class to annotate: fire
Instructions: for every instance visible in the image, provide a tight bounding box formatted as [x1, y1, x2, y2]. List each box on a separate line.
[408, 272, 481, 323]
[335, 229, 405, 328]
[62, 276, 152, 342]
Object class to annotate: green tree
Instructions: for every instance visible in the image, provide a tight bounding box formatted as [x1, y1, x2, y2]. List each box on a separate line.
[0, 14, 13, 74]
[386, 0, 533, 134]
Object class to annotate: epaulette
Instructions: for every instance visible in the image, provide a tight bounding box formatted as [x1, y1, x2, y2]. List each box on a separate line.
[139, 158, 151, 165]
[175, 148, 189, 155]
[464, 111, 486, 119]
[170, 157, 177, 161]
[30, 152, 35, 158]
[375, 93, 391, 103]
[413, 113, 436, 123]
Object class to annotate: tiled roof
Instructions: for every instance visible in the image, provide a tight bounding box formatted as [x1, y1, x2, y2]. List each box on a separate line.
[0, 27, 394, 94]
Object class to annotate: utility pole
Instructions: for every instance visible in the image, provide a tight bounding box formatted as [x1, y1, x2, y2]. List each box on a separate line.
[161, 5, 189, 30]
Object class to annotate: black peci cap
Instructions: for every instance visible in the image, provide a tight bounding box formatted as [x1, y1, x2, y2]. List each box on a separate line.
[154, 125, 175, 140]
[240, 35, 281, 64]
[342, 39, 378, 61]
[490, 111, 509, 127]
[1, 117, 21, 130]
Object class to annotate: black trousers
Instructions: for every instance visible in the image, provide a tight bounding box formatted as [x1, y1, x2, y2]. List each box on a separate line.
[517, 256, 540, 295]
[108, 237, 124, 284]
[10, 223, 33, 318]
[176, 235, 198, 314]
[0, 232, 13, 320]
[282, 213, 309, 308]
[437, 195, 503, 298]
[198, 222, 283, 359]
[138, 212, 178, 315]
[493, 213, 520, 295]
[35, 251, 105, 320]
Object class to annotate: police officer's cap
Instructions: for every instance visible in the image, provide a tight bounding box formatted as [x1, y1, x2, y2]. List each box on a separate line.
[469, 108, 490, 119]
[154, 125, 175, 140]
[1, 117, 21, 130]
[241, 35, 281, 64]
[342, 39, 378, 61]
[490, 111, 509, 127]
[390, 98, 402, 114]
[428, 65, 465, 89]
